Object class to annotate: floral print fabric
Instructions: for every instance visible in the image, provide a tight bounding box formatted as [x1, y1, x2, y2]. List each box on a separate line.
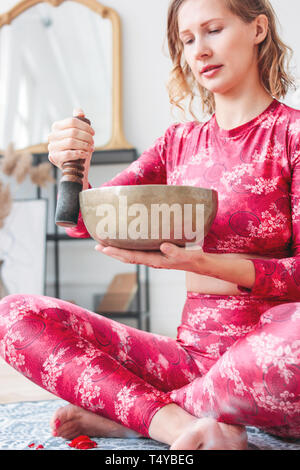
[1, 294, 300, 438]
[1, 99, 300, 439]
[67, 99, 300, 301]
[0, 294, 199, 437]
[172, 298, 300, 438]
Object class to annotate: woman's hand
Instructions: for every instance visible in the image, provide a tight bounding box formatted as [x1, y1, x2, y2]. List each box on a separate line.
[95, 242, 256, 288]
[95, 242, 210, 273]
[47, 108, 95, 186]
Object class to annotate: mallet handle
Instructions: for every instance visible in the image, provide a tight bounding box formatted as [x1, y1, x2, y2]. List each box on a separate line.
[55, 115, 91, 228]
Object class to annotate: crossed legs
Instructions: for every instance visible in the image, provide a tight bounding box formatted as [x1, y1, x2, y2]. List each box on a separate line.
[0, 294, 201, 439]
[1, 294, 299, 448]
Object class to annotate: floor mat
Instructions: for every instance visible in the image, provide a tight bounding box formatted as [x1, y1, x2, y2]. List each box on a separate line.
[0, 400, 300, 451]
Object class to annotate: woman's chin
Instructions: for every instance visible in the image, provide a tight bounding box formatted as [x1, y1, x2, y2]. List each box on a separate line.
[202, 82, 236, 97]
[197, 72, 237, 96]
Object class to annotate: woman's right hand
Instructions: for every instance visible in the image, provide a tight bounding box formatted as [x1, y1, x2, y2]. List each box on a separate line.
[47, 108, 95, 184]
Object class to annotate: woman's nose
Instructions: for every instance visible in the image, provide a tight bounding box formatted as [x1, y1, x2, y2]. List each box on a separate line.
[193, 38, 212, 60]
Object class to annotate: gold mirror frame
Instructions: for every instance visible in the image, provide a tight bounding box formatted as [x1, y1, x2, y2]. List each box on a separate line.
[0, 0, 133, 154]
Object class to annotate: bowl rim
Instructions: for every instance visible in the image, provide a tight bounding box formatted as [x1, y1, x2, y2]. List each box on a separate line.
[82, 185, 218, 195]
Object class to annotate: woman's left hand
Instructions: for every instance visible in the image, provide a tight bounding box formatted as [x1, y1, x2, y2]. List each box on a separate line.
[94, 242, 210, 274]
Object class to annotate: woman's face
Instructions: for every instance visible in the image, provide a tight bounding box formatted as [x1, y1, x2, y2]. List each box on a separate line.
[177, 0, 263, 96]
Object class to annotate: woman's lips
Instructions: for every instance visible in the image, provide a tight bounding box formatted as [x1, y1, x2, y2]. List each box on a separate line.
[201, 65, 223, 78]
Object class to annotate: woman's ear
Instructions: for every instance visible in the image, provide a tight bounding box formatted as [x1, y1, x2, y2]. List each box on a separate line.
[254, 14, 269, 45]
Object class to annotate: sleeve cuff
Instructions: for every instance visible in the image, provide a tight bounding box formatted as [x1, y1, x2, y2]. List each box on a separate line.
[237, 284, 252, 293]
[237, 258, 277, 296]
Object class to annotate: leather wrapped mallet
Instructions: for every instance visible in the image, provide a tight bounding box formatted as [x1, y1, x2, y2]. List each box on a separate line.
[55, 115, 91, 228]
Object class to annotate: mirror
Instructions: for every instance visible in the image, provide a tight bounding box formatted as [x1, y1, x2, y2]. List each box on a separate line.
[0, 0, 132, 154]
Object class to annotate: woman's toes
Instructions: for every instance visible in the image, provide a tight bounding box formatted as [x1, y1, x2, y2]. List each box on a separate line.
[51, 419, 61, 436]
[54, 420, 81, 439]
[50, 404, 76, 436]
[50, 415, 61, 433]
[50, 413, 59, 430]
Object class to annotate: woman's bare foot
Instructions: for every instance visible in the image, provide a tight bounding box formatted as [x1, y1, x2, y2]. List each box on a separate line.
[50, 404, 142, 440]
[170, 417, 248, 450]
[148, 404, 247, 450]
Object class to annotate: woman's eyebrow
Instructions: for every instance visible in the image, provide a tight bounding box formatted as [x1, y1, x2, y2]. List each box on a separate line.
[179, 18, 223, 36]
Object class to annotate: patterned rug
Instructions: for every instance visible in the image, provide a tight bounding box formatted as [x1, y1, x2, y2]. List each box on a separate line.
[0, 399, 300, 451]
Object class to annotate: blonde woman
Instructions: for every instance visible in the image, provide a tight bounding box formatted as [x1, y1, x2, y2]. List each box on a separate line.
[1, 0, 300, 450]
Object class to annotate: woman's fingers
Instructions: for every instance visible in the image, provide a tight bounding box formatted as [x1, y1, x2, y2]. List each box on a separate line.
[94, 244, 128, 263]
[48, 111, 95, 170]
[48, 127, 94, 145]
[95, 244, 168, 267]
[48, 150, 91, 170]
[73, 107, 85, 117]
[51, 116, 94, 135]
[94, 243, 204, 271]
[48, 137, 93, 153]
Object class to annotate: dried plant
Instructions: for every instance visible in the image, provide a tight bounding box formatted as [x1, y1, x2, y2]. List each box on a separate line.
[30, 161, 55, 187]
[0, 181, 12, 229]
[14, 152, 33, 184]
[0, 143, 54, 228]
[1, 143, 19, 177]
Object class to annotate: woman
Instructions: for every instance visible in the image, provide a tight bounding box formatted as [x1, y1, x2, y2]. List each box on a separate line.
[1, 0, 300, 450]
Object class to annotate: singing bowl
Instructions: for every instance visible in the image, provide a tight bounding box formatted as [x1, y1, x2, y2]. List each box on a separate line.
[79, 185, 218, 250]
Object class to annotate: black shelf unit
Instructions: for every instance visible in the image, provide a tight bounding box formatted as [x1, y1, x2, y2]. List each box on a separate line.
[33, 148, 151, 332]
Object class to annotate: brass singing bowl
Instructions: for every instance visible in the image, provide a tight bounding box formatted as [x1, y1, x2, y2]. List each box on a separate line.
[79, 185, 218, 250]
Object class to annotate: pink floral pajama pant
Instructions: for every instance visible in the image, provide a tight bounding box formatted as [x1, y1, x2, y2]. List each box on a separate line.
[0, 292, 300, 439]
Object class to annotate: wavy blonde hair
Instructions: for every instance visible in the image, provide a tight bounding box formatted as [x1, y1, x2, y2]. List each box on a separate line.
[167, 0, 296, 120]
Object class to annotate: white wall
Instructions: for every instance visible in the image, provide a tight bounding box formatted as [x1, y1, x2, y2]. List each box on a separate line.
[0, 0, 186, 337]
[1, 0, 300, 337]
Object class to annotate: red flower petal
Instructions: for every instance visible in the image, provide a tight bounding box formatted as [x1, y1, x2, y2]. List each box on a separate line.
[28, 443, 35, 448]
[68, 435, 92, 447]
[75, 440, 97, 449]
[36, 445, 44, 450]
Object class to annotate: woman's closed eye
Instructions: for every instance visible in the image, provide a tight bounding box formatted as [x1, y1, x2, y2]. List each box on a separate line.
[184, 38, 194, 45]
[183, 28, 222, 45]
[208, 28, 222, 34]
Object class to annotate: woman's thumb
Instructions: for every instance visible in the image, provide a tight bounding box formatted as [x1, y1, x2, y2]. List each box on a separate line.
[73, 108, 85, 117]
[160, 243, 176, 256]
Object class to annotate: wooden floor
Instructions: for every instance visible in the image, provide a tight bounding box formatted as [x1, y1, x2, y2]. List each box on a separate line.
[0, 357, 57, 404]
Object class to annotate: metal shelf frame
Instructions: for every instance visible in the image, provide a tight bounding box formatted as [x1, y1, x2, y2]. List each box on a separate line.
[32, 149, 150, 331]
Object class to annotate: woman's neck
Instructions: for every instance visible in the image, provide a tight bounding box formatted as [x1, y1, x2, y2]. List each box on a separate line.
[214, 89, 274, 131]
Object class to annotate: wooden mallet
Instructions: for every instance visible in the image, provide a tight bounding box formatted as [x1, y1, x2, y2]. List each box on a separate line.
[55, 115, 91, 227]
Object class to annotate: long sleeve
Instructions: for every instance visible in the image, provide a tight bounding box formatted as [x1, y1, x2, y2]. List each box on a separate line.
[238, 135, 300, 301]
[64, 123, 177, 239]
